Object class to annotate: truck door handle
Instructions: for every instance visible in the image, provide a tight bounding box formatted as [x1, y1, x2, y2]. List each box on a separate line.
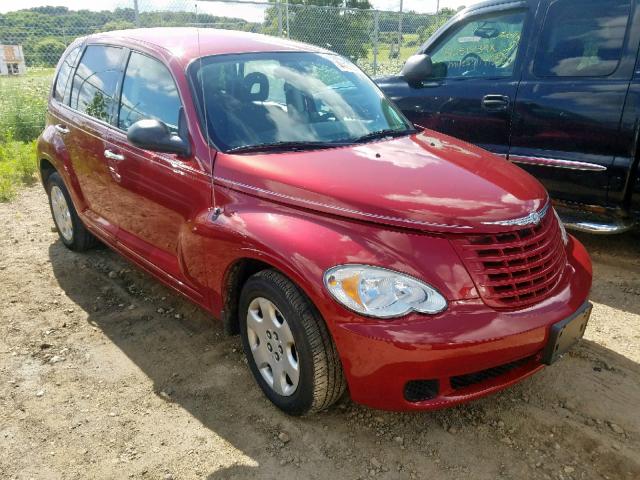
[54, 124, 70, 134]
[482, 94, 510, 111]
[104, 149, 125, 161]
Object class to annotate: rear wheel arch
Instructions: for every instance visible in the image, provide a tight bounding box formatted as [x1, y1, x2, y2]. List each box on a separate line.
[39, 158, 57, 187]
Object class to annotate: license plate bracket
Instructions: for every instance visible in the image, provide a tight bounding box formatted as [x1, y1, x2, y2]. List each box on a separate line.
[542, 302, 592, 365]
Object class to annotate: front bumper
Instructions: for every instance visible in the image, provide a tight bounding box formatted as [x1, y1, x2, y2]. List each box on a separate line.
[329, 236, 592, 411]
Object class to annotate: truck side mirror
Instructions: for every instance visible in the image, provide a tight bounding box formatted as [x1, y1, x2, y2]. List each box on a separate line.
[401, 54, 433, 85]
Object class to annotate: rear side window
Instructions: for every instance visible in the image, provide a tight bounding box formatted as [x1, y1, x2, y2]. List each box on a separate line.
[53, 45, 81, 104]
[533, 0, 632, 77]
[70, 45, 123, 122]
[118, 52, 181, 132]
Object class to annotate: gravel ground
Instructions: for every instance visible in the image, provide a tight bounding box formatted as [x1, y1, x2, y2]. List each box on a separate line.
[1, 186, 639, 480]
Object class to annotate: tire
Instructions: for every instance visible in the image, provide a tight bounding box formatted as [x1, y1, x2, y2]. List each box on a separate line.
[46, 172, 97, 252]
[239, 269, 346, 416]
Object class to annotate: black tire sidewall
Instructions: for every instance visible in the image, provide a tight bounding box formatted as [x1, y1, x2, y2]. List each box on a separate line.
[239, 275, 316, 416]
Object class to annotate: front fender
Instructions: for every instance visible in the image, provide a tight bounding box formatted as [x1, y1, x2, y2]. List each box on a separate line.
[201, 187, 478, 328]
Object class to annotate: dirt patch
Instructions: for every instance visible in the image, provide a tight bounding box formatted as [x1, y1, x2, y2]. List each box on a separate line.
[1, 186, 639, 480]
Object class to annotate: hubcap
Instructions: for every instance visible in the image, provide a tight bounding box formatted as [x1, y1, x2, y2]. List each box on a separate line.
[51, 185, 73, 242]
[246, 297, 299, 396]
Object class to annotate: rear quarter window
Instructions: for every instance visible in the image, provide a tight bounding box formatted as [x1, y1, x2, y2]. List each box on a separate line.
[70, 45, 124, 122]
[53, 45, 82, 104]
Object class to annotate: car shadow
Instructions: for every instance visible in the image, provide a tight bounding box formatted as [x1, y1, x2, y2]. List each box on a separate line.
[572, 228, 640, 316]
[47, 239, 640, 479]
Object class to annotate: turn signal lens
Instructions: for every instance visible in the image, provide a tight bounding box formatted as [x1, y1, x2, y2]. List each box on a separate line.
[324, 265, 447, 319]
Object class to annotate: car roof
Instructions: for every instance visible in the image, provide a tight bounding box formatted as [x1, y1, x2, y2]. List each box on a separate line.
[89, 27, 331, 63]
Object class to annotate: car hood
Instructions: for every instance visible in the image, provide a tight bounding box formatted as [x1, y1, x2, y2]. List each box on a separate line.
[213, 130, 549, 233]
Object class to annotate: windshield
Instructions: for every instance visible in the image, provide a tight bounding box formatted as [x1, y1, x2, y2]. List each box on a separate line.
[189, 51, 414, 152]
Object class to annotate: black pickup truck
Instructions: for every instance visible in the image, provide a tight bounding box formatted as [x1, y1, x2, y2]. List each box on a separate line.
[377, 0, 640, 233]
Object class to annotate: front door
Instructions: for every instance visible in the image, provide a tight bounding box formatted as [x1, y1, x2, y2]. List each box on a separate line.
[106, 50, 212, 301]
[391, 5, 533, 155]
[509, 0, 637, 206]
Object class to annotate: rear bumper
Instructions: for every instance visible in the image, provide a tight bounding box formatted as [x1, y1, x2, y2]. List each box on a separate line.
[329, 235, 592, 411]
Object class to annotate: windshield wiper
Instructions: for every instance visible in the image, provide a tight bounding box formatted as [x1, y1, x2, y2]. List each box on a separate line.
[226, 140, 344, 154]
[352, 128, 416, 144]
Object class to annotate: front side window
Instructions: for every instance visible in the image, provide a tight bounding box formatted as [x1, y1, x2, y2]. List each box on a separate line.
[53, 45, 81, 103]
[428, 10, 526, 79]
[70, 45, 123, 122]
[533, 0, 632, 78]
[118, 52, 181, 132]
[191, 52, 412, 152]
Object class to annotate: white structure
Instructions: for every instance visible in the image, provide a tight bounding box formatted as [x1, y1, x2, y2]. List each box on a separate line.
[0, 45, 27, 76]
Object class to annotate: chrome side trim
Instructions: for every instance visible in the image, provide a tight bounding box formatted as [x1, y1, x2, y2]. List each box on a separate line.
[509, 155, 607, 172]
[564, 220, 634, 234]
[482, 201, 550, 227]
[554, 205, 635, 235]
[216, 178, 474, 230]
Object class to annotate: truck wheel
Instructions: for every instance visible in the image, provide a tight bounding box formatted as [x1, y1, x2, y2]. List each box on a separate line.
[47, 172, 97, 251]
[239, 269, 346, 415]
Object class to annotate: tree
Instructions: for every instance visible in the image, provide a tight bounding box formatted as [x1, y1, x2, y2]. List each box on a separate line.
[264, 0, 373, 61]
[33, 38, 66, 67]
[417, 8, 456, 43]
[97, 20, 136, 33]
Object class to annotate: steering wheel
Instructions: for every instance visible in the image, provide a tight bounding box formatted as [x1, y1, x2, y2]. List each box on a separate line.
[460, 53, 482, 76]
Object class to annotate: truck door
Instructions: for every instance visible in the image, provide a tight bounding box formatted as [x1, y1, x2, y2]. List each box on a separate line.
[387, 2, 535, 156]
[508, 0, 637, 207]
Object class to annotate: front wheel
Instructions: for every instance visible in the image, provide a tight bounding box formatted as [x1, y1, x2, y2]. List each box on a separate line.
[239, 269, 346, 415]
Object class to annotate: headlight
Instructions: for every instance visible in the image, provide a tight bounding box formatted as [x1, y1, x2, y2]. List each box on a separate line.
[553, 208, 568, 245]
[323, 265, 447, 318]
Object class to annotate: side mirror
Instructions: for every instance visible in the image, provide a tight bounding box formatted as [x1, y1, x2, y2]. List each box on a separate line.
[127, 108, 191, 157]
[401, 54, 433, 85]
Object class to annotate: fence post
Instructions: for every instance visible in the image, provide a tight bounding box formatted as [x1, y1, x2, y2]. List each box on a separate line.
[133, 0, 140, 27]
[277, 1, 283, 37]
[373, 10, 379, 76]
[285, 2, 290, 39]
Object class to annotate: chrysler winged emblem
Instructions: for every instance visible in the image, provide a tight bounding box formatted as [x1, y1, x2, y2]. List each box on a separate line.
[482, 202, 549, 227]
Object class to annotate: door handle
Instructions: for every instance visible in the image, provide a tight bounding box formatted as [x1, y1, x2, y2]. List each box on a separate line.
[54, 124, 70, 134]
[482, 94, 510, 112]
[104, 149, 125, 161]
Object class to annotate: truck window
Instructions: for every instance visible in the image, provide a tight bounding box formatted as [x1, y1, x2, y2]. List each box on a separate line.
[533, 0, 632, 77]
[427, 10, 526, 79]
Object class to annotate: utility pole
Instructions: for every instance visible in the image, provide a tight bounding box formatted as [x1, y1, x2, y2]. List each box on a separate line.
[436, 0, 440, 14]
[133, 0, 140, 27]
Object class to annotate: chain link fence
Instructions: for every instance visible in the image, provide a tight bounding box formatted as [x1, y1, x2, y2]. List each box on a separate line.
[0, 0, 453, 142]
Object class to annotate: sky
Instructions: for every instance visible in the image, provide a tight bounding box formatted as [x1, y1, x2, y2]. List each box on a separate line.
[0, 0, 483, 20]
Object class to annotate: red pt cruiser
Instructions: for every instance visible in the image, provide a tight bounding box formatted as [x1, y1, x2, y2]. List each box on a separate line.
[38, 28, 593, 415]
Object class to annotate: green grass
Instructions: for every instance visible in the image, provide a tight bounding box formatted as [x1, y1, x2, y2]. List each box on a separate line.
[0, 68, 53, 143]
[0, 137, 38, 202]
[0, 69, 51, 201]
[359, 34, 420, 76]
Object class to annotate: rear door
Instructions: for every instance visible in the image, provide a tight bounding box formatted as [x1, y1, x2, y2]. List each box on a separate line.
[509, 0, 638, 206]
[64, 44, 126, 240]
[390, 2, 534, 155]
